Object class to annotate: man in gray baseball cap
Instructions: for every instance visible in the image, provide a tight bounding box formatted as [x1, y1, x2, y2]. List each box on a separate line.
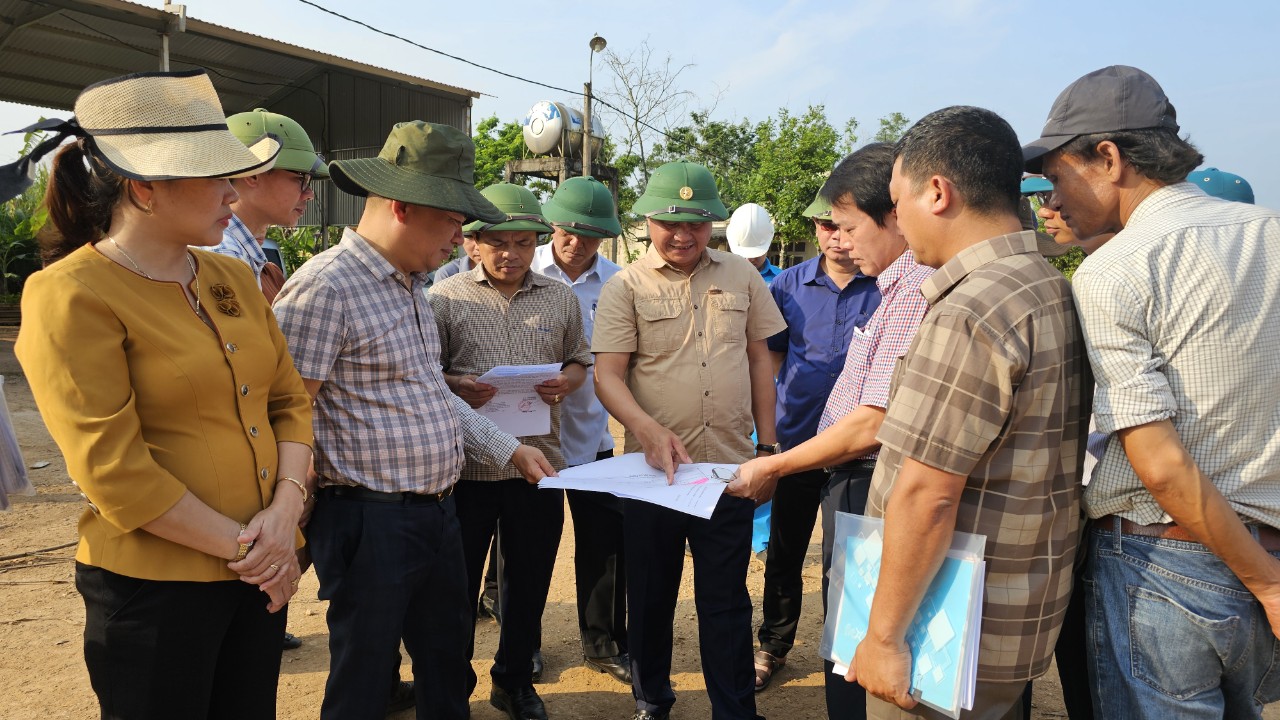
[1027, 66, 1280, 719]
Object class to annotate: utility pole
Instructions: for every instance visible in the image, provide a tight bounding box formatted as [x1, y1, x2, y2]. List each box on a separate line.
[160, 3, 187, 71]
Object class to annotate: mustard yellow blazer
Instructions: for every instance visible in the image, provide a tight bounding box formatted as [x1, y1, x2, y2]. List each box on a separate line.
[16, 245, 312, 581]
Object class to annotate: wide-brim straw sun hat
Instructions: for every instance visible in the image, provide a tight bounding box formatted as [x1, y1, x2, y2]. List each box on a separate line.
[328, 121, 505, 224]
[74, 69, 280, 180]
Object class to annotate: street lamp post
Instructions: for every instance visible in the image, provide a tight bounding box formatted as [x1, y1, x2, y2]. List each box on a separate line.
[583, 34, 606, 178]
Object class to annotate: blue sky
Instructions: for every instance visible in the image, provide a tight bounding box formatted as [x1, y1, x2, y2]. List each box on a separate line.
[2, 0, 1276, 206]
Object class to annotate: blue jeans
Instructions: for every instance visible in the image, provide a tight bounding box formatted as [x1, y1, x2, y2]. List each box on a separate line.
[1085, 519, 1280, 719]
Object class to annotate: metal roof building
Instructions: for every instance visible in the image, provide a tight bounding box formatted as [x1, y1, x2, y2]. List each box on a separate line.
[0, 0, 480, 227]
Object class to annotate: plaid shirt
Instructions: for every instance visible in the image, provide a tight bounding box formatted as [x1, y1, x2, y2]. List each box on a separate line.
[206, 213, 266, 288]
[1073, 183, 1280, 525]
[868, 231, 1088, 682]
[273, 229, 519, 494]
[816, 250, 933, 463]
[429, 265, 592, 480]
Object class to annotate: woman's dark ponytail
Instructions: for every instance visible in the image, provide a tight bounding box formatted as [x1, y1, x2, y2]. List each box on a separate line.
[40, 140, 125, 263]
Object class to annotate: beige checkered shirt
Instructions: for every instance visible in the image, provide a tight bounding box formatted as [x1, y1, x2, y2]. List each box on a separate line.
[867, 231, 1088, 682]
[429, 266, 593, 481]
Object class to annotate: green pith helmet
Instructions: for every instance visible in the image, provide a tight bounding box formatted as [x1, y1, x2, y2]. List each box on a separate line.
[543, 177, 623, 238]
[632, 161, 728, 222]
[226, 108, 327, 177]
[802, 189, 832, 220]
[462, 183, 553, 234]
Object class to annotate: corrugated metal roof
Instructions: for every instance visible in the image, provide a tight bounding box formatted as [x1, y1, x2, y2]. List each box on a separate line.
[0, 0, 481, 111]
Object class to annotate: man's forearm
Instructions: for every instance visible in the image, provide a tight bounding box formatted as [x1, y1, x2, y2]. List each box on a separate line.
[867, 457, 965, 645]
[1122, 420, 1280, 594]
[769, 405, 885, 476]
[748, 340, 777, 445]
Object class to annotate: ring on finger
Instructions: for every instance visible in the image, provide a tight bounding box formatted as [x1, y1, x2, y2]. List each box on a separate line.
[269, 563, 279, 574]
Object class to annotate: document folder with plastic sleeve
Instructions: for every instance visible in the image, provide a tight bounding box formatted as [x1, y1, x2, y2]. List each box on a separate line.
[820, 512, 986, 719]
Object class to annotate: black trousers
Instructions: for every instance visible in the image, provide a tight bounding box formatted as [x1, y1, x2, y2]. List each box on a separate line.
[626, 494, 758, 720]
[821, 463, 875, 720]
[757, 468, 828, 657]
[455, 477, 564, 692]
[309, 489, 471, 720]
[77, 562, 286, 720]
[567, 448, 627, 657]
[1055, 521, 1094, 719]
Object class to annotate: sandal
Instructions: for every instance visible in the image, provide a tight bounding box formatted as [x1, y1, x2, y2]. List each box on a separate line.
[753, 649, 785, 692]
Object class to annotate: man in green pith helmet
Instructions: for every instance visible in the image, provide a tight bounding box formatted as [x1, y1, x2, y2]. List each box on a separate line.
[593, 162, 785, 720]
[211, 108, 327, 303]
[531, 176, 631, 685]
[430, 182, 591, 720]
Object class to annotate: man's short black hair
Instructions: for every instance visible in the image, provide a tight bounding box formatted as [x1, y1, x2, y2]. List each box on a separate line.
[819, 142, 896, 228]
[894, 106, 1022, 216]
[1057, 127, 1203, 185]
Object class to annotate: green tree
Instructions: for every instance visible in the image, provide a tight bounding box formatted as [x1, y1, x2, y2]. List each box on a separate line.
[745, 106, 850, 253]
[471, 115, 527, 189]
[0, 128, 50, 297]
[873, 112, 911, 143]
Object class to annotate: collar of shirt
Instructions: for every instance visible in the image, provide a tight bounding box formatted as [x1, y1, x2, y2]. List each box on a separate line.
[532, 243, 603, 284]
[875, 249, 922, 295]
[339, 228, 427, 290]
[639, 243, 719, 273]
[920, 230, 1038, 304]
[222, 213, 268, 272]
[759, 258, 780, 279]
[1125, 181, 1212, 227]
[464, 262, 555, 293]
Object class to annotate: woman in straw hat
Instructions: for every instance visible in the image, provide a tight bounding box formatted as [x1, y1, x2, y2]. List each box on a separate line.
[12, 70, 313, 719]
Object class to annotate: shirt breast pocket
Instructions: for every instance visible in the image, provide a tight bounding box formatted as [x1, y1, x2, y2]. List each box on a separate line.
[711, 291, 749, 343]
[636, 298, 685, 355]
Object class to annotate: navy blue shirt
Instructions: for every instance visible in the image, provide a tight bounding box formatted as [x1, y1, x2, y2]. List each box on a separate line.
[768, 256, 881, 450]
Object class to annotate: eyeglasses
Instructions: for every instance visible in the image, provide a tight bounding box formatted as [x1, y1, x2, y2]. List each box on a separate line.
[282, 171, 313, 193]
[814, 219, 838, 232]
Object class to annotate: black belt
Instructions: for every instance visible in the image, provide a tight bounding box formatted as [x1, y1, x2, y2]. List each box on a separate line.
[319, 484, 454, 505]
[825, 459, 878, 474]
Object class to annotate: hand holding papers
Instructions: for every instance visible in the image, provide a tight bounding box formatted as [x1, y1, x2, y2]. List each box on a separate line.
[538, 453, 737, 519]
[473, 363, 563, 436]
[821, 512, 985, 719]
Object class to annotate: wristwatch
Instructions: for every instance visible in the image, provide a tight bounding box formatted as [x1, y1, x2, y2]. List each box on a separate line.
[755, 442, 781, 455]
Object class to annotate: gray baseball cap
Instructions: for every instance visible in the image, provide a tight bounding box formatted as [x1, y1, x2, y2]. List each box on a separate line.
[1022, 65, 1179, 173]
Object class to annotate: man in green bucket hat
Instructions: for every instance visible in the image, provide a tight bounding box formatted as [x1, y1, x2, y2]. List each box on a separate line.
[531, 177, 631, 685]
[594, 161, 785, 720]
[273, 122, 556, 720]
[208, 108, 327, 304]
[431, 182, 593, 720]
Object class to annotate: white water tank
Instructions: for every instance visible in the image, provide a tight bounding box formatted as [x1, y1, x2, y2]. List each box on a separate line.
[522, 100, 604, 159]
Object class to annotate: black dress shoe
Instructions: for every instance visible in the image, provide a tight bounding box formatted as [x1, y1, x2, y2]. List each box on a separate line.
[631, 710, 669, 720]
[385, 680, 415, 714]
[531, 649, 545, 683]
[282, 632, 303, 650]
[585, 653, 632, 685]
[491, 684, 548, 720]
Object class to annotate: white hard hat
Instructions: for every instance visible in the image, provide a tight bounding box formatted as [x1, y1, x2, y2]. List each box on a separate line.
[726, 203, 775, 259]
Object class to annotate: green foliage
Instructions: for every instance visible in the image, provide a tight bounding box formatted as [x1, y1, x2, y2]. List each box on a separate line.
[1049, 246, 1086, 279]
[745, 106, 848, 252]
[0, 128, 51, 295]
[873, 112, 911, 144]
[266, 225, 344, 274]
[472, 115, 528, 190]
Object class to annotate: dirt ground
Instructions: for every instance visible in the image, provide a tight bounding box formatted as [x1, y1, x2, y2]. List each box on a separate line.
[2, 325, 1273, 720]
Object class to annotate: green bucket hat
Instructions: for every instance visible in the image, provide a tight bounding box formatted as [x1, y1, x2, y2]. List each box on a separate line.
[801, 189, 832, 220]
[328, 121, 504, 224]
[543, 177, 623, 238]
[227, 108, 327, 178]
[632, 161, 728, 222]
[462, 183, 552, 234]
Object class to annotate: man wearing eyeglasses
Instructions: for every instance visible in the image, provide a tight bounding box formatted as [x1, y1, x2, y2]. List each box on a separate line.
[430, 182, 591, 720]
[747, 186, 880, 694]
[212, 108, 325, 303]
[594, 161, 786, 720]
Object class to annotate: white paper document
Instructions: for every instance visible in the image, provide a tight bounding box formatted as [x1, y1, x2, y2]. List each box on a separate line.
[474, 363, 563, 437]
[538, 452, 736, 519]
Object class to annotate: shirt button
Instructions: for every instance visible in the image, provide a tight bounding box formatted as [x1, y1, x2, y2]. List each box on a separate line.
[260, 468, 269, 480]
[705, 420, 711, 427]
[830, 373, 836, 378]
[693, 304, 699, 310]
[249, 426, 259, 437]
[835, 319, 842, 325]
[240, 384, 249, 396]
[698, 331, 703, 337]
[701, 362, 707, 367]
[704, 391, 710, 396]
[225, 342, 238, 352]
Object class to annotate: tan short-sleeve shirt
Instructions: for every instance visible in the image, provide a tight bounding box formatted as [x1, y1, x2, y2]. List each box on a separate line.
[592, 246, 787, 463]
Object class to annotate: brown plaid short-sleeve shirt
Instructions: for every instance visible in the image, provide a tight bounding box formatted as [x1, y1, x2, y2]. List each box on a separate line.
[867, 231, 1088, 682]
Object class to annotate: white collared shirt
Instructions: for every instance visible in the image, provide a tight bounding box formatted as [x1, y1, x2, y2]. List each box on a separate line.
[532, 243, 621, 465]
